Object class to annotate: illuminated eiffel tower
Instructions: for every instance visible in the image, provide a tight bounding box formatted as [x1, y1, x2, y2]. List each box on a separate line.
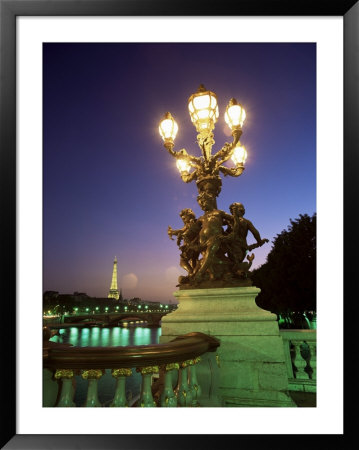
[108, 256, 120, 300]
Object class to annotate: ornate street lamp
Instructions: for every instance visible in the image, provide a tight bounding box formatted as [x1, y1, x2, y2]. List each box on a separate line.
[159, 112, 178, 147]
[188, 85, 219, 133]
[231, 143, 248, 166]
[159, 85, 268, 289]
[159, 84, 248, 201]
[224, 98, 246, 132]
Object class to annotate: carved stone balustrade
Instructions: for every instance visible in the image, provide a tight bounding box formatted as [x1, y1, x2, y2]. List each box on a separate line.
[43, 327, 219, 407]
[280, 329, 317, 393]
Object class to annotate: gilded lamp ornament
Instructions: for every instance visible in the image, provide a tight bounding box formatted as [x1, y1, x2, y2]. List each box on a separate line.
[159, 84, 268, 289]
[159, 112, 178, 148]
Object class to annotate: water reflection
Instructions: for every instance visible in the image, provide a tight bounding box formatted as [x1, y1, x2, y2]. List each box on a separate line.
[101, 328, 110, 347]
[133, 327, 151, 346]
[69, 327, 78, 337]
[49, 325, 162, 406]
[51, 325, 160, 347]
[80, 328, 90, 347]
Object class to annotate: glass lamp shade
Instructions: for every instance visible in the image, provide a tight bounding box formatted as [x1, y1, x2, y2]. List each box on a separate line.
[188, 84, 218, 132]
[225, 98, 246, 130]
[159, 112, 178, 143]
[231, 144, 247, 165]
[176, 159, 191, 174]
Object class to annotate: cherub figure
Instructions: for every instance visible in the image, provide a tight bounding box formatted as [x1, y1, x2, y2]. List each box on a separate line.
[225, 202, 269, 274]
[192, 192, 233, 282]
[168, 209, 201, 275]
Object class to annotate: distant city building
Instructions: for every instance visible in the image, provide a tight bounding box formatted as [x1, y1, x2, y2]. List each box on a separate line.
[72, 292, 89, 303]
[43, 290, 59, 300]
[127, 297, 141, 306]
[43, 288, 177, 315]
[108, 256, 120, 300]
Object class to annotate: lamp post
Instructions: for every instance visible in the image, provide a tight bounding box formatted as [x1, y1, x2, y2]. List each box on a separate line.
[159, 84, 247, 203]
[159, 84, 268, 288]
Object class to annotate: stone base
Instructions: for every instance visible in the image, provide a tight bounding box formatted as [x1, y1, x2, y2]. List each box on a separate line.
[288, 378, 317, 393]
[160, 287, 296, 407]
[221, 388, 297, 407]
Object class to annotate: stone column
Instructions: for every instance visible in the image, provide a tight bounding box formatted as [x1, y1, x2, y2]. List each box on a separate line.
[160, 286, 296, 407]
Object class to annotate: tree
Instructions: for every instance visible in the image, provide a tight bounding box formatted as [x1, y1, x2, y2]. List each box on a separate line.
[251, 213, 316, 318]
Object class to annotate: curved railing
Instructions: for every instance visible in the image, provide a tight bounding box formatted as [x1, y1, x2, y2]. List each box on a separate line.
[43, 327, 220, 407]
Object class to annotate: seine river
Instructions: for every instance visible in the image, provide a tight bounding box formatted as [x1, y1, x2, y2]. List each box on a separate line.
[50, 325, 161, 406]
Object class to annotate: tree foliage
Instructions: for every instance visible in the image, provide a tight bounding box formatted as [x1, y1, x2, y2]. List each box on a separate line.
[251, 213, 316, 315]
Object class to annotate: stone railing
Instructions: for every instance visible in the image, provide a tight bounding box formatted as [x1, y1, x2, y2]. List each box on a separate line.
[43, 327, 220, 407]
[280, 329, 316, 393]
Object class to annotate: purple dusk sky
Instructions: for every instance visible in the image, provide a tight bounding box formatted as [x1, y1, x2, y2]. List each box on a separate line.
[43, 43, 316, 303]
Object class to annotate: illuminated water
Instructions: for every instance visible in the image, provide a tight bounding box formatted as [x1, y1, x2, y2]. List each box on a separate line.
[50, 326, 161, 406]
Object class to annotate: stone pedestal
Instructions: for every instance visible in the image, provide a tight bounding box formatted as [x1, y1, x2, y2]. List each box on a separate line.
[160, 287, 296, 407]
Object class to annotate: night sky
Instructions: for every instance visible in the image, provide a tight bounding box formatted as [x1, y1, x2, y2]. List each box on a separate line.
[43, 43, 316, 303]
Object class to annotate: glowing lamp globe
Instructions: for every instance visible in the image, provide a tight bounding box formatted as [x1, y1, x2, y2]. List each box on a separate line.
[225, 98, 246, 130]
[176, 158, 191, 174]
[159, 112, 178, 144]
[188, 84, 219, 132]
[231, 144, 247, 165]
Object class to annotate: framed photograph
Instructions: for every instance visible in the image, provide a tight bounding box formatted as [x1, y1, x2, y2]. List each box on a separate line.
[1, 0, 356, 448]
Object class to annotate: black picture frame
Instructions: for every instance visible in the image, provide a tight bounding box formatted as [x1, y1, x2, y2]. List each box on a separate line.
[1, 1, 356, 448]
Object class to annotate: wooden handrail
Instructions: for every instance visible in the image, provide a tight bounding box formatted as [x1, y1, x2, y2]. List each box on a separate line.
[43, 327, 220, 370]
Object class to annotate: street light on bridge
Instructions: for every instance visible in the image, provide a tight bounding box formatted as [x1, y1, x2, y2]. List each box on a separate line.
[159, 84, 247, 187]
[159, 84, 268, 288]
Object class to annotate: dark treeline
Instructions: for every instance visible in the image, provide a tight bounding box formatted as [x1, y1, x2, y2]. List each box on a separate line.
[251, 213, 316, 328]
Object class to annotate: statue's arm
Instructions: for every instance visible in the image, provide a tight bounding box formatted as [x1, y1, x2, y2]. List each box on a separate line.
[168, 226, 183, 241]
[247, 220, 269, 246]
[222, 212, 233, 226]
[168, 227, 181, 236]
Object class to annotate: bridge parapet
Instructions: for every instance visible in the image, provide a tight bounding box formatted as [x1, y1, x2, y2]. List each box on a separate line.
[43, 327, 220, 408]
[63, 312, 168, 327]
[280, 329, 316, 393]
